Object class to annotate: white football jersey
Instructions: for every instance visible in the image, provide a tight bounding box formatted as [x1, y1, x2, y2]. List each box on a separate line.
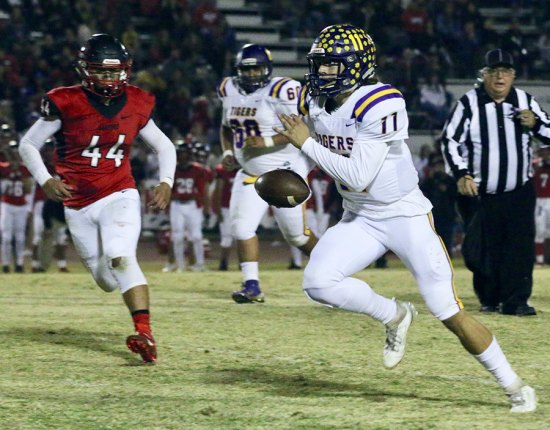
[299, 81, 432, 220]
[218, 77, 311, 177]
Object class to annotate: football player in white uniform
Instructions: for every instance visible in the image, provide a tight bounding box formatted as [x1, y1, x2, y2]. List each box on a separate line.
[218, 44, 318, 303]
[273, 24, 536, 413]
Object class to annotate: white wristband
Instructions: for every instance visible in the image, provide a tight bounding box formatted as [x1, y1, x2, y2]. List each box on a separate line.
[161, 177, 174, 188]
[263, 136, 274, 147]
[223, 149, 233, 158]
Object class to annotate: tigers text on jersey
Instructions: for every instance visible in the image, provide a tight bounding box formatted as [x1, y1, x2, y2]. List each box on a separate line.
[43, 85, 155, 208]
[0, 164, 30, 206]
[218, 76, 311, 177]
[300, 82, 432, 220]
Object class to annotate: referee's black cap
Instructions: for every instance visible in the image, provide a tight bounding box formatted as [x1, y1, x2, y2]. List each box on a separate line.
[484, 49, 514, 68]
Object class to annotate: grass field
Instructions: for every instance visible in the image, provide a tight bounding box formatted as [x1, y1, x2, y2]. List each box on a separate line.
[0, 260, 548, 430]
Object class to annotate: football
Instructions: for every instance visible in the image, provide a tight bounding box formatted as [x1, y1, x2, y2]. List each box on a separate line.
[254, 169, 311, 208]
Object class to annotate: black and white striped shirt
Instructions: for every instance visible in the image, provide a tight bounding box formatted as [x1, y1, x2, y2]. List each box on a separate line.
[441, 86, 550, 194]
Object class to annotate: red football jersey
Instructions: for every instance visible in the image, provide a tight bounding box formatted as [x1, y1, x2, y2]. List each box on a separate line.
[534, 164, 550, 198]
[0, 164, 30, 206]
[34, 181, 46, 202]
[43, 85, 155, 208]
[214, 164, 236, 208]
[172, 162, 210, 204]
[306, 167, 334, 210]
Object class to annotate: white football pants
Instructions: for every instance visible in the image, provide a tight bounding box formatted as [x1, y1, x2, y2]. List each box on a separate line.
[0, 202, 28, 266]
[535, 197, 550, 243]
[304, 211, 463, 321]
[65, 189, 146, 293]
[230, 170, 311, 247]
[170, 200, 203, 270]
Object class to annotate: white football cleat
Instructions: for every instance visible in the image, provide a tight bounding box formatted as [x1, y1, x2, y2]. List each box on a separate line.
[161, 263, 177, 273]
[509, 385, 537, 413]
[383, 301, 417, 369]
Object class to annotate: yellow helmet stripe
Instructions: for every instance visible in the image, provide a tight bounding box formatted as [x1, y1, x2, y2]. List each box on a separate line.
[350, 33, 364, 50]
[349, 34, 360, 51]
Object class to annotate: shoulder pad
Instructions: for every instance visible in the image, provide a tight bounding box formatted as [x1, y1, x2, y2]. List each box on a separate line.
[352, 84, 403, 122]
[217, 77, 232, 98]
[298, 86, 309, 115]
[268, 77, 295, 99]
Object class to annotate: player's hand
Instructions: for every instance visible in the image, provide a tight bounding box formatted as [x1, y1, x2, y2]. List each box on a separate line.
[243, 136, 267, 148]
[43, 178, 73, 202]
[222, 153, 237, 171]
[273, 114, 309, 149]
[150, 182, 171, 210]
[457, 175, 478, 197]
[516, 109, 536, 129]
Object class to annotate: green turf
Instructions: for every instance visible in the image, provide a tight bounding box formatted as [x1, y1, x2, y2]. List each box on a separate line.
[0, 263, 548, 429]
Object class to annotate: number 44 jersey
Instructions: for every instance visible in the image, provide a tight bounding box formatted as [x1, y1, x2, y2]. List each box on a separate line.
[42, 85, 155, 208]
[218, 76, 311, 177]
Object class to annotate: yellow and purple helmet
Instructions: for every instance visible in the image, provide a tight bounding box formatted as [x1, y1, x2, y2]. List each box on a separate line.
[235, 44, 273, 94]
[305, 24, 376, 97]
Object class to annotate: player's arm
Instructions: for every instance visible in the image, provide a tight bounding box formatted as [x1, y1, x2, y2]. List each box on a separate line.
[244, 80, 301, 149]
[220, 124, 237, 171]
[275, 113, 390, 192]
[139, 119, 176, 210]
[19, 115, 74, 202]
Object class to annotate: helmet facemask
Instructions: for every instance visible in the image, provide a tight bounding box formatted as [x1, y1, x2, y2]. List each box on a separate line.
[236, 65, 271, 94]
[77, 60, 131, 98]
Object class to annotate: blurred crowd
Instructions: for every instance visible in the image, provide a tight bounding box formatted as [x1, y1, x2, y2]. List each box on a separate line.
[0, 0, 236, 146]
[1, 0, 549, 179]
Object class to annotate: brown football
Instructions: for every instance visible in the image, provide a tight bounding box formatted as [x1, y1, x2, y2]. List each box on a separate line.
[254, 169, 311, 208]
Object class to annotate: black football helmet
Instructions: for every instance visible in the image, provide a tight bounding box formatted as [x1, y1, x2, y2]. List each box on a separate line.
[175, 139, 193, 167]
[0, 123, 17, 148]
[305, 24, 377, 97]
[235, 44, 273, 94]
[76, 33, 132, 98]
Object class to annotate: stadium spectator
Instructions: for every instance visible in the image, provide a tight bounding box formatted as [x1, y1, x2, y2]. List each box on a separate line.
[418, 72, 453, 129]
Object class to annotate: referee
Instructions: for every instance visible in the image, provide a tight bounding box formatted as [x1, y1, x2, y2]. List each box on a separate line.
[441, 49, 550, 316]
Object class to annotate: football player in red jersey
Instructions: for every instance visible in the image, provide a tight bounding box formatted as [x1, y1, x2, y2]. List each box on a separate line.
[534, 148, 550, 265]
[168, 141, 210, 272]
[212, 162, 237, 270]
[0, 140, 33, 273]
[18, 34, 176, 364]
